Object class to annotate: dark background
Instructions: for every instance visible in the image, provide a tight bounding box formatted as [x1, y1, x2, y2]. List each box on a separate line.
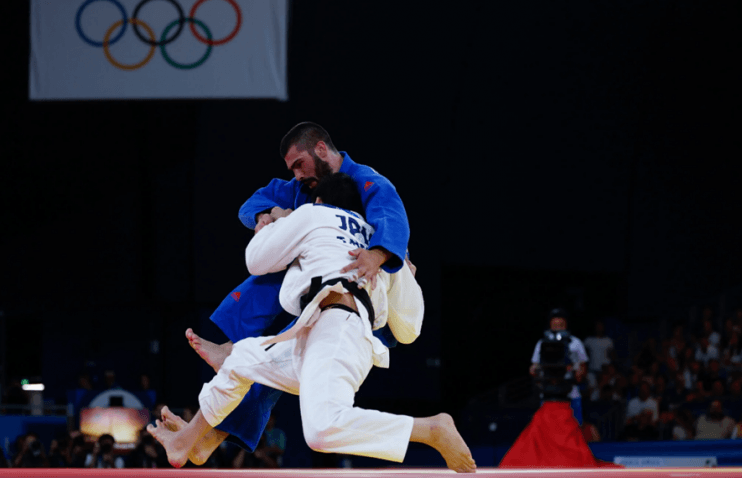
[2, 0, 741, 423]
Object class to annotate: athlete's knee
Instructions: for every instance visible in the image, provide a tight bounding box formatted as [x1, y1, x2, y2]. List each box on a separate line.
[303, 423, 345, 452]
[301, 405, 350, 452]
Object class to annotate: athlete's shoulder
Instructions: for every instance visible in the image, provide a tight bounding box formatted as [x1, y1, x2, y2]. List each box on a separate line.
[341, 152, 393, 183]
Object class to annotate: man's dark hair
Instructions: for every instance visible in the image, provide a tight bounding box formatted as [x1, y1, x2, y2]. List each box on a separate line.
[310, 173, 365, 219]
[548, 307, 569, 321]
[280, 122, 338, 158]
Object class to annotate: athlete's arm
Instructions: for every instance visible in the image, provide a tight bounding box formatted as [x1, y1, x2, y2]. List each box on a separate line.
[239, 178, 302, 229]
[341, 169, 409, 283]
[245, 207, 310, 275]
[256, 207, 294, 233]
[361, 175, 409, 272]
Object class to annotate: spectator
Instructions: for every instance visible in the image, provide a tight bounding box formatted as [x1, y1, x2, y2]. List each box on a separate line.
[68, 433, 88, 468]
[85, 434, 124, 468]
[728, 379, 742, 405]
[665, 372, 688, 407]
[47, 433, 70, 467]
[127, 428, 167, 468]
[697, 359, 726, 398]
[103, 370, 120, 390]
[623, 409, 659, 441]
[626, 367, 645, 401]
[672, 408, 696, 440]
[722, 318, 736, 350]
[588, 363, 622, 402]
[626, 382, 659, 428]
[723, 331, 742, 371]
[583, 320, 615, 378]
[682, 360, 702, 391]
[644, 361, 661, 389]
[731, 412, 742, 439]
[701, 316, 721, 348]
[695, 400, 735, 440]
[256, 413, 286, 468]
[598, 381, 624, 402]
[77, 373, 93, 391]
[635, 337, 658, 374]
[231, 446, 259, 469]
[695, 338, 721, 367]
[138, 373, 152, 391]
[12, 432, 49, 468]
[669, 323, 689, 367]
[653, 374, 672, 419]
[685, 379, 711, 403]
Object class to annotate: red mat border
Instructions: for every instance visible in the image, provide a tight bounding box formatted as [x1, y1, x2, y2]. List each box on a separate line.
[1, 468, 742, 478]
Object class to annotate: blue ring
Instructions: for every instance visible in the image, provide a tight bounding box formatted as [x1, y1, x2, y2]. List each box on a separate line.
[75, 0, 128, 48]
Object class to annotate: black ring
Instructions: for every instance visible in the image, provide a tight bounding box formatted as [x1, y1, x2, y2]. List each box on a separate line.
[131, 0, 185, 47]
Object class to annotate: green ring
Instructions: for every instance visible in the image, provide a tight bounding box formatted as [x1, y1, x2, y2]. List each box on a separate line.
[159, 18, 212, 70]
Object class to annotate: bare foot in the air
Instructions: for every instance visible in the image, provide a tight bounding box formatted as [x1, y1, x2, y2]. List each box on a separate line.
[146, 419, 189, 468]
[186, 328, 232, 372]
[160, 406, 228, 466]
[427, 414, 476, 473]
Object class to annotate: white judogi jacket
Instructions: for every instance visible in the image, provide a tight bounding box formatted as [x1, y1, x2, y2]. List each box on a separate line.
[245, 204, 424, 368]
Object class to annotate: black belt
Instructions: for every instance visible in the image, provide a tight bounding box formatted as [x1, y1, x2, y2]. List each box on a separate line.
[300, 276, 375, 327]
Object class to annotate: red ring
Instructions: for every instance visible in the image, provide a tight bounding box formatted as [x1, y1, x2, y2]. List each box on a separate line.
[189, 0, 242, 46]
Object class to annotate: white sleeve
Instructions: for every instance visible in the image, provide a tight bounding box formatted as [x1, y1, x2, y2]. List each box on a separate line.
[626, 399, 639, 419]
[572, 337, 589, 364]
[385, 261, 424, 344]
[245, 207, 312, 275]
[531, 341, 542, 363]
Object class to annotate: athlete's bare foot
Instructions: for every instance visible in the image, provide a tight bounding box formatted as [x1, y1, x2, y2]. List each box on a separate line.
[416, 414, 476, 473]
[160, 406, 228, 466]
[147, 419, 189, 468]
[186, 328, 232, 372]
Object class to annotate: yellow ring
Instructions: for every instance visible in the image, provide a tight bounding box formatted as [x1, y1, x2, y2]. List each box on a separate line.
[103, 18, 156, 71]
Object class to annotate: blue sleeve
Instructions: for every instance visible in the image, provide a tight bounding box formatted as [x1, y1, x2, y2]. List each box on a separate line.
[354, 169, 410, 273]
[238, 178, 303, 229]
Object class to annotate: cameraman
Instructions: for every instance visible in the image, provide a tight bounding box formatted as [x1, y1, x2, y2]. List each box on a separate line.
[85, 434, 124, 469]
[529, 308, 588, 425]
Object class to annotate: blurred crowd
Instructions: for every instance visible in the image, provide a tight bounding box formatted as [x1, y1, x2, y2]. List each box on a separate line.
[580, 306, 742, 443]
[1, 406, 286, 469]
[5, 305, 742, 468]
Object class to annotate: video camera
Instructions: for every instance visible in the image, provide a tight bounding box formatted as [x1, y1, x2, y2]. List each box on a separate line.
[535, 329, 575, 400]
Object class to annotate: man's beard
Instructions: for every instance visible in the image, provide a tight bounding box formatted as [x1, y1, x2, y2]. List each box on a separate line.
[301, 151, 334, 189]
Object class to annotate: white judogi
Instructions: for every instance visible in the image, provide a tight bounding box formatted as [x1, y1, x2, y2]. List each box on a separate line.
[198, 204, 424, 462]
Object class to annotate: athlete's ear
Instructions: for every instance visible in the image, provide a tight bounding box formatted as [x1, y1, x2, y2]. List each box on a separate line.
[314, 141, 327, 158]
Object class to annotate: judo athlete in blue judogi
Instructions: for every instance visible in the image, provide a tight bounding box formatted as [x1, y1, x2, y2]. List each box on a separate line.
[184, 122, 411, 453]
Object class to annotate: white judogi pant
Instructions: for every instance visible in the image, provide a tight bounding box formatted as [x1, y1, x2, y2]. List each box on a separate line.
[198, 305, 415, 462]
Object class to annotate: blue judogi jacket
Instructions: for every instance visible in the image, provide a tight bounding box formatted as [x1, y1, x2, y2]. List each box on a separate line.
[238, 152, 410, 272]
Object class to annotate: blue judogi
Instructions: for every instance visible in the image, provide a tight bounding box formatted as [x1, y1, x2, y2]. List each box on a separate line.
[211, 152, 410, 450]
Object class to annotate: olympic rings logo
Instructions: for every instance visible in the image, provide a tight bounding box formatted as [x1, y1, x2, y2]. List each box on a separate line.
[75, 0, 242, 71]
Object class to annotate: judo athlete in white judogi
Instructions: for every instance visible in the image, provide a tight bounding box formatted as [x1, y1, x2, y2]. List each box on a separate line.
[148, 173, 476, 473]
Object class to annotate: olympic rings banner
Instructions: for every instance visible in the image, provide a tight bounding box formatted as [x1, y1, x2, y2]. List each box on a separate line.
[30, 0, 287, 100]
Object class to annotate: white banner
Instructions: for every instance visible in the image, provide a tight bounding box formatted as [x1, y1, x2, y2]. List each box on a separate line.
[30, 0, 288, 100]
